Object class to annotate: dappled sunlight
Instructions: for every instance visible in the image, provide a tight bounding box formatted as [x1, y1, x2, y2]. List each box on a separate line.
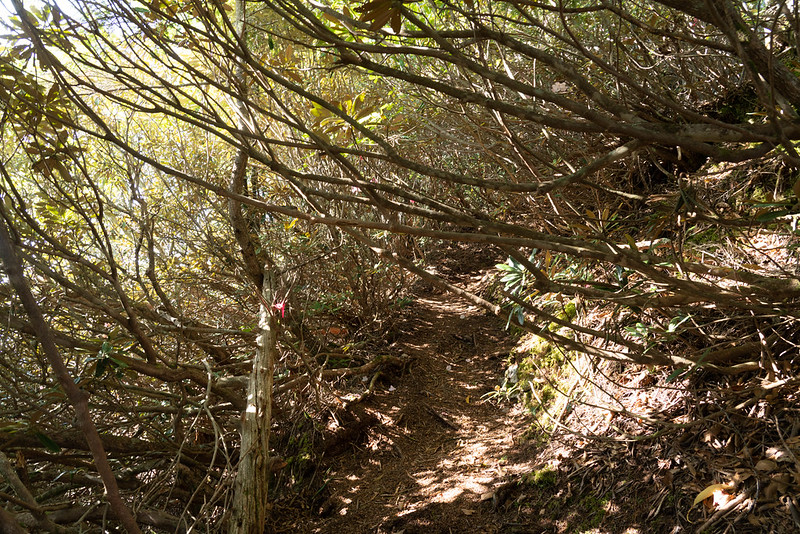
[431, 487, 463, 503]
[302, 274, 545, 533]
[413, 474, 437, 487]
[300, 257, 800, 533]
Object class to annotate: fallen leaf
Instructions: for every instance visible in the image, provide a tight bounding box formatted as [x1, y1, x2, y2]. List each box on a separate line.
[461, 508, 475, 515]
[480, 491, 494, 501]
[656, 469, 673, 487]
[755, 459, 777, 473]
[693, 484, 732, 507]
[765, 446, 792, 463]
[703, 424, 722, 443]
[769, 472, 791, 494]
[763, 480, 779, 502]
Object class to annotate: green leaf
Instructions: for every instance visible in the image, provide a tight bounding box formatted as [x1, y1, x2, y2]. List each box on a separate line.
[746, 200, 792, 207]
[665, 366, 685, 383]
[95, 357, 108, 377]
[624, 233, 638, 251]
[108, 357, 128, 370]
[667, 315, 690, 333]
[0, 420, 27, 433]
[756, 209, 788, 222]
[34, 431, 61, 453]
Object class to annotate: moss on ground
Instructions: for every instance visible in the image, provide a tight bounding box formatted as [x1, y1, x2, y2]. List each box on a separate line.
[575, 494, 609, 532]
[515, 301, 579, 421]
[524, 465, 558, 489]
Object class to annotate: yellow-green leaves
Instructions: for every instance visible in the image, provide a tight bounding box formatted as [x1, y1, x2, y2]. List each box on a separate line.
[309, 91, 380, 146]
[692, 483, 733, 508]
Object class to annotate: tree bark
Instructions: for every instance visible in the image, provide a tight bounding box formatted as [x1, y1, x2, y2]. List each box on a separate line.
[226, 1, 276, 532]
[229, 272, 277, 534]
[0, 506, 27, 534]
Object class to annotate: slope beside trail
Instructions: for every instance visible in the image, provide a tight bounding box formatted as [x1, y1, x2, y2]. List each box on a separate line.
[295, 269, 537, 534]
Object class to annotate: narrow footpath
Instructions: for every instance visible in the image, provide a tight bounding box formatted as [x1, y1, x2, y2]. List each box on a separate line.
[300, 273, 537, 534]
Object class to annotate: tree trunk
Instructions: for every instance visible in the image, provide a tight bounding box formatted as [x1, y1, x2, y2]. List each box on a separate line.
[227, 0, 276, 530]
[229, 271, 277, 534]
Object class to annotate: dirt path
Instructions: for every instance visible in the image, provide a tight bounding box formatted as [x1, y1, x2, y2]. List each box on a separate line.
[280, 247, 800, 534]
[301, 275, 539, 534]
[284, 264, 800, 533]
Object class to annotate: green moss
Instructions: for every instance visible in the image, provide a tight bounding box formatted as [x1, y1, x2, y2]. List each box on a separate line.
[524, 466, 557, 489]
[576, 495, 608, 532]
[541, 346, 566, 368]
[526, 335, 552, 357]
[560, 301, 578, 321]
[519, 427, 549, 446]
[687, 226, 721, 245]
[547, 499, 561, 519]
[508, 300, 582, 422]
[750, 186, 768, 203]
[518, 351, 563, 413]
[539, 384, 555, 404]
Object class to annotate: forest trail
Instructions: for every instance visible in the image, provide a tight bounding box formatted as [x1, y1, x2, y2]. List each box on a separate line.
[296, 269, 539, 534]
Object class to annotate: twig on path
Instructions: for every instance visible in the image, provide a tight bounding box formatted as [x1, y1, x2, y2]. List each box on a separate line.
[694, 489, 752, 534]
[424, 404, 459, 430]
